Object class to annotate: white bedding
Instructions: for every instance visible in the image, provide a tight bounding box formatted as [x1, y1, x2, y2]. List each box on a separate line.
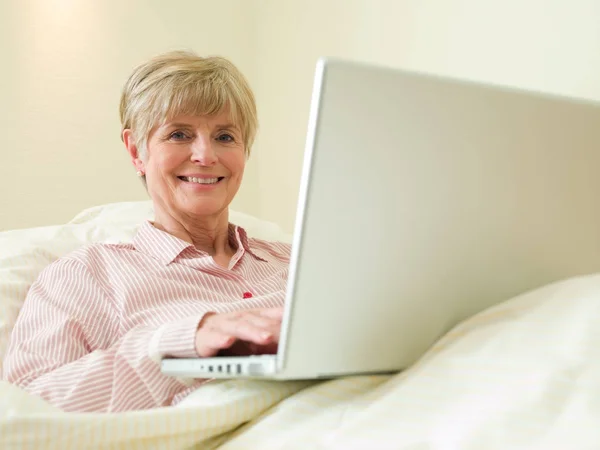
[1, 202, 599, 449]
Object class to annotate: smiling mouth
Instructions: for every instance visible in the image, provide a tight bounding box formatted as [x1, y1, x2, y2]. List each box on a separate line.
[178, 176, 224, 185]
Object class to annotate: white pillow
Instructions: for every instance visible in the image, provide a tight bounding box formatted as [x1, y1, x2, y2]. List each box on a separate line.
[0, 201, 291, 372]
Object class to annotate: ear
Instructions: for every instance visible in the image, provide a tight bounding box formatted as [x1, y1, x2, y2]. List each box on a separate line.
[122, 129, 145, 174]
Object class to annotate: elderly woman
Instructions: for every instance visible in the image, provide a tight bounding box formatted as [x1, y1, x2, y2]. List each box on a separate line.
[2, 51, 289, 413]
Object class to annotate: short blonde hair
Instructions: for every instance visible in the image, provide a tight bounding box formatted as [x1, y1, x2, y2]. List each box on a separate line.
[119, 51, 258, 159]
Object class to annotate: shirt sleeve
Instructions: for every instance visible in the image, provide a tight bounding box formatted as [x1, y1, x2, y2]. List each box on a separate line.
[1, 257, 206, 413]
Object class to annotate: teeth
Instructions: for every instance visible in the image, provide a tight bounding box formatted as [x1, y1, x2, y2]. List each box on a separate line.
[183, 176, 219, 184]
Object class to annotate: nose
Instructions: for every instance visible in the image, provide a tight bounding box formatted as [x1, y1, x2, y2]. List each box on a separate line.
[190, 135, 218, 166]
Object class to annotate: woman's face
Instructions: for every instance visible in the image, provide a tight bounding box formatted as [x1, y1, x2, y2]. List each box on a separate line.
[130, 111, 246, 222]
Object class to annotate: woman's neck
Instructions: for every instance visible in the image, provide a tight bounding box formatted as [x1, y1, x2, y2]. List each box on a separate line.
[152, 209, 235, 258]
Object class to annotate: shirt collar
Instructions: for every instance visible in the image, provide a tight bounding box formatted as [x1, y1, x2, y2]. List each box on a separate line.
[132, 220, 267, 265]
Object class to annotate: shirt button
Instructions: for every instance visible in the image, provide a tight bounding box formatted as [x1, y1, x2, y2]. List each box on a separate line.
[243, 292, 253, 299]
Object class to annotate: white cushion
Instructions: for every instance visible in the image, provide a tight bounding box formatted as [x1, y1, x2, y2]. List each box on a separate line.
[0, 201, 291, 372]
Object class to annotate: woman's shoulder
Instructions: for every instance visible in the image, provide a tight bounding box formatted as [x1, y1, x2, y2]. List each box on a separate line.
[67, 240, 135, 261]
[43, 241, 136, 275]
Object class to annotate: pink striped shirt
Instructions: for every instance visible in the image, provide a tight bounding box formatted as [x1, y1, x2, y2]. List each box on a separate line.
[2, 221, 290, 412]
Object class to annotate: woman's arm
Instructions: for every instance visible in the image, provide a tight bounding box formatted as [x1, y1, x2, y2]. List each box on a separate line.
[1, 257, 204, 412]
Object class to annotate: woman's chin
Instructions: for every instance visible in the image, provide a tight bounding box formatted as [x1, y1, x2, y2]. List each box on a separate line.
[182, 199, 228, 218]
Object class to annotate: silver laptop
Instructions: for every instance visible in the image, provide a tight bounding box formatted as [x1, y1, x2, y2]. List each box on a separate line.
[161, 58, 600, 380]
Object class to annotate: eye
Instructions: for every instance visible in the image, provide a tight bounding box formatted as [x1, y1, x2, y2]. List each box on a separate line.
[216, 133, 235, 143]
[169, 131, 190, 141]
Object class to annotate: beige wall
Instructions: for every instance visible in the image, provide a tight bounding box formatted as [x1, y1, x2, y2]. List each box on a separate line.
[2, 0, 600, 232]
[0, 0, 259, 231]
[251, 0, 600, 232]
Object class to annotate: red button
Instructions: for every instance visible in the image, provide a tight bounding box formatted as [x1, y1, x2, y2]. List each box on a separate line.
[243, 292, 253, 299]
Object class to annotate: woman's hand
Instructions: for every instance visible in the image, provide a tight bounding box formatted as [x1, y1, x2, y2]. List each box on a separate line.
[194, 307, 284, 357]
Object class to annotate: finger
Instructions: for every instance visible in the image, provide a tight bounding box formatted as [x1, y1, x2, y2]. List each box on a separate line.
[242, 312, 282, 334]
[244, 311, 284, 338]
[195, 328, 236, 358]
[254, 307, 285, 320]
[217, 317, 278, 345]
[242, 315, 281, 344]
[230, 310, 283, 343]
[199, 309, 283, 347]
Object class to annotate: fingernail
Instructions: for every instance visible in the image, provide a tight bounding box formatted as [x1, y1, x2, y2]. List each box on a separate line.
[261, 332, 272, 340]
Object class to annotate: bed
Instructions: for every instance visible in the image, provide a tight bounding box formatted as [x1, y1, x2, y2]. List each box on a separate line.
[1, 201, 599, 449]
